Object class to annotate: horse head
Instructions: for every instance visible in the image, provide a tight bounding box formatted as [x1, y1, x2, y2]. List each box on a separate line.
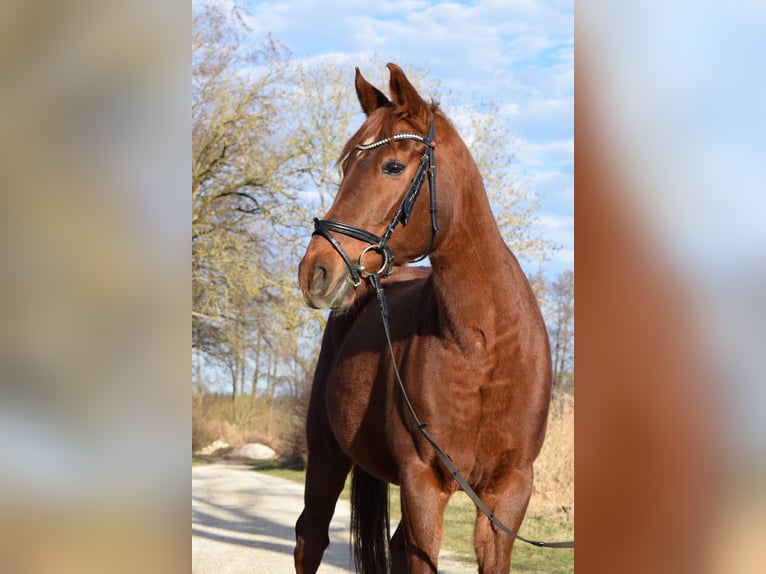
[298, 63, 451, 310]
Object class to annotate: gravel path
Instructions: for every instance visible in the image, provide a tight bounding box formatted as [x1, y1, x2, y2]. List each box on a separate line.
[192, 462, 473, 573]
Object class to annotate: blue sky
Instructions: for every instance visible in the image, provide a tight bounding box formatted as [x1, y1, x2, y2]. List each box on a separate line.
[234, 0, 574, 278]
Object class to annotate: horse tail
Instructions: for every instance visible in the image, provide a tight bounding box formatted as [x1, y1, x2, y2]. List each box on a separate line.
[350, 465, 391, 573]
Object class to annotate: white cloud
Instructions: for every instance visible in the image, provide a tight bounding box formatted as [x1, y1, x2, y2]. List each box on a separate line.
[539, 214, 574, 231]
[521, 138, 573, 166]
[538, 214, 574, 270]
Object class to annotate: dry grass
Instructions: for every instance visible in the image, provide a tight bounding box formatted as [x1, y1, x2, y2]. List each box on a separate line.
[191, 394, 299, 459]
[529, 393, 574, 523]
[245, 393, 574, 571]
[193, 391, 575, 523]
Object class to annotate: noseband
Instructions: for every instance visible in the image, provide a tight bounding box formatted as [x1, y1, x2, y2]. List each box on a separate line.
[312, 119, 438, 287]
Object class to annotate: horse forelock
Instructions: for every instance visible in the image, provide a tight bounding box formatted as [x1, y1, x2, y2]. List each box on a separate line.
[338, 101, 442, 167]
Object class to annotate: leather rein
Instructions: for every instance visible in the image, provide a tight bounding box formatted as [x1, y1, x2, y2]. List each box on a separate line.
[311, 118, 574, 550]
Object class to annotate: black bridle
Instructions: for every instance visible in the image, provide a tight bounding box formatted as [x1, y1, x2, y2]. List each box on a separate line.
[312, 119, 438, 287]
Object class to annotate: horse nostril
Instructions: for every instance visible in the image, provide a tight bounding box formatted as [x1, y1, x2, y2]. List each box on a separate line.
[311, 262, 330, 295]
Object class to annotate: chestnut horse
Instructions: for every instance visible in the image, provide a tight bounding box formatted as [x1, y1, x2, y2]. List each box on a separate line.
[295, 64, 552, 574]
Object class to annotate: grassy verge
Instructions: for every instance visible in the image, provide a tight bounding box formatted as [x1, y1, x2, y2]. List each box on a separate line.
[249, 461, 573, 573]
[245, 460, 307, 483]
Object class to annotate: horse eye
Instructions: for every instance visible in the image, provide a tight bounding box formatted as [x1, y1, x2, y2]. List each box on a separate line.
[381, 160, 406, 176]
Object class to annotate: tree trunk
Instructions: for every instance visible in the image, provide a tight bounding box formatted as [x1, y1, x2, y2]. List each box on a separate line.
[251, 329, 262, 398]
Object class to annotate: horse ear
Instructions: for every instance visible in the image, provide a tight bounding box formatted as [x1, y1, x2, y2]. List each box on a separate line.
[355, 67, 391, 116]
[387, 63, 428, 119]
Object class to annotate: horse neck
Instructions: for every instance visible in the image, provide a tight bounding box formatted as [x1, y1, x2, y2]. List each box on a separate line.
[428, 148, 529, 359]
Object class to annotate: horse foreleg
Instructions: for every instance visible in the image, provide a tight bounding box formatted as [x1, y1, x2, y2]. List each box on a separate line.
[397, 466, 450, 574]
[294, 450, 352, 574]
[473, 464, 533, 574]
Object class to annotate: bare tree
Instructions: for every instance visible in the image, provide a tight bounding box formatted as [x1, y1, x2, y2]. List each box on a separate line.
[549, 270, 574, 393]
[528, 269, 574, 395]
[288, 58, 552, 263]
[192, 3, 305, 400]
[456, 102, 555, 262]
[191, 6, 562, 454]
[287, 58, 440, 212]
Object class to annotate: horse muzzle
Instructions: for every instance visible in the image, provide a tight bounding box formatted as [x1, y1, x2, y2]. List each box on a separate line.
[298, 241, 356, 310]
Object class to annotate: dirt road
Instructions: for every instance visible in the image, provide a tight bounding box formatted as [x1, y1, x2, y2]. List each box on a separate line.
[192, 462, 472, 573]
